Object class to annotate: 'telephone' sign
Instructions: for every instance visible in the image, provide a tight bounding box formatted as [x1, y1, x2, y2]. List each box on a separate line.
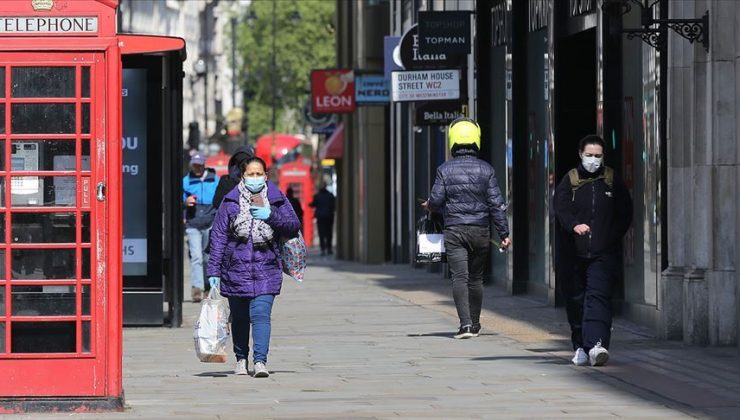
[0, 16, 98, 34]
[391, 69, 461, 102]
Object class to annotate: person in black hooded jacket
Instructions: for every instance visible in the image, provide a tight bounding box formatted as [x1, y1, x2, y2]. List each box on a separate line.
[553, 134, 632, 367]
[424, 118, 511, 340]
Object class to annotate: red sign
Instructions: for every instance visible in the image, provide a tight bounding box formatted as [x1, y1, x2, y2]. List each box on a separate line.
[311, 69, 355, 113]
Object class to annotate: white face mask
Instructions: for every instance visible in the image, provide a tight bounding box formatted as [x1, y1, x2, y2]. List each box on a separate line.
[581, 155, 603, 173]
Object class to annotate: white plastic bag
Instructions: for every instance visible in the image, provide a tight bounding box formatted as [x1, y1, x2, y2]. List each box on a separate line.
[193, 288, 230, 363]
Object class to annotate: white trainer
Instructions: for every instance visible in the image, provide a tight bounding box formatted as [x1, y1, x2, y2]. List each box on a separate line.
[572, 348, 588, 366]
[234, 359, 248, 375]
[588, 341, 609, 366]
[254, 361, 270, 378]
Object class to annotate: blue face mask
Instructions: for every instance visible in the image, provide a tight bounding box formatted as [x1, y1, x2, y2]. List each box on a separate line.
[244, 176, 266, 193]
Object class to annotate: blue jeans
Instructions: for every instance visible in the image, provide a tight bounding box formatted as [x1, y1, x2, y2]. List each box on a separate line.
[228, 294, 275, 363]
[186, 227, 210, 290]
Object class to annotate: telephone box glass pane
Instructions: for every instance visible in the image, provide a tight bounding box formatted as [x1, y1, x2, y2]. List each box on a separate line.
[82, 321, 90, 352]
[0, 214, 5, 243]
[0, 288, 4, 316]
[81, 67, 90, 98]
[11, 212, 78, 243]
[0, 107, 5, 135]
[11, 321, 75, 353]
[11, 67, 75, 98]
[0, 67, 5, 97]
[0, 323, 4, 353]
[10, 140, 89, 172]
[10, 176, 76, 207]
[82, 285, 90, 315]
[11, 285, 76, 316]
[11, 104, 75, 134]
[81, 248, 90, 279]
[0, 250, 5, 279]
[11, 249, 75, 280]
[82, 103, 90, 134]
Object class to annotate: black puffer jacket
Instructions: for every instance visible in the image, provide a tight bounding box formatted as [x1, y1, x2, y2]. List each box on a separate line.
[211, 146, 255, 209]
[553, 165, 632, 257]
[428, 149, 509, 240]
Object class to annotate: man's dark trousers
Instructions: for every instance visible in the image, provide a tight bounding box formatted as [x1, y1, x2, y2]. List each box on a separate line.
[562, 253, 618, 351]
[317, 216, 334, 253]
[444, 225, 490, 327]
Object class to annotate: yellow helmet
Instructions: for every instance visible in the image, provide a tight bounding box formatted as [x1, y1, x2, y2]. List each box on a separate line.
[447, 117, 481, 151]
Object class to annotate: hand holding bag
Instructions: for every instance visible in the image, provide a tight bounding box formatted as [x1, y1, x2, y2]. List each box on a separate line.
[193, 288, 230, 363]
[281, 231, 307, 282]
[415, 214, 446, 263]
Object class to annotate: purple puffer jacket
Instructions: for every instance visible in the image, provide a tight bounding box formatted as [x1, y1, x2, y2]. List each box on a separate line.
[206, 181, 300, 298]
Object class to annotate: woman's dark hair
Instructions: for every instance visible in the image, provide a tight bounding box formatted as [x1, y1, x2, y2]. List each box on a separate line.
[578, 135, 605, 152]
[240, 156, 267, 174]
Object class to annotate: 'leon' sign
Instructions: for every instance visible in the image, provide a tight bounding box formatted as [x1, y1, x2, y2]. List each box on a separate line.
[311, 69, 356, 114]
[0, 16, 98, 34]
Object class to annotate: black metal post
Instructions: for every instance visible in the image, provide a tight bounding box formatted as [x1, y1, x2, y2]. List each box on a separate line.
[271, 0, 277, 158]
[231, 16, 237, 108]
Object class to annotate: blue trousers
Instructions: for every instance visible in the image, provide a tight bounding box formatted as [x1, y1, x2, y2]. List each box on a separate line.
[563, 254, 618, 352]
[227, 294, 275, 363]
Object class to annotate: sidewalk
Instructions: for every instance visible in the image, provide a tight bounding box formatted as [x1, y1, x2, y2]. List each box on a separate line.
[16, 254, 740, 419]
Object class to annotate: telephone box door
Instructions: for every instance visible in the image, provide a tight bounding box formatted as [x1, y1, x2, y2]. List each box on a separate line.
[0, 52, 109, 396]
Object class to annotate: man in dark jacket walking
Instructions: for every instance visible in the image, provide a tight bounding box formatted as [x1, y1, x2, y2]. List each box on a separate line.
[424, 117, 511, 339]
[553, 134, 632, 367]
[310, 185, 336, 256]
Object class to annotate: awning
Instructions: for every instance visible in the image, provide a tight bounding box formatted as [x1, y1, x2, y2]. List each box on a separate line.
[319, 123, 344, 160]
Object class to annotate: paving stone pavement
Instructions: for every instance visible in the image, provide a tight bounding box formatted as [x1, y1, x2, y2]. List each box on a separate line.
[10, 254, 740, 419]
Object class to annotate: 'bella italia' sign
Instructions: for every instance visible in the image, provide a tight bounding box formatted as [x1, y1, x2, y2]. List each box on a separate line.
[0, 16, 98, 34]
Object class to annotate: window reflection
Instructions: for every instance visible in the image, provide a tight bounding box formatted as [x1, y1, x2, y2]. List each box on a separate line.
[11, 249, 75, 280]
[11, 285, 76, 316]
[12, 67, 75, 98]
[11, 104, 75, 134]
[11, 321, 75, 353]
[11, 212, 88, 243]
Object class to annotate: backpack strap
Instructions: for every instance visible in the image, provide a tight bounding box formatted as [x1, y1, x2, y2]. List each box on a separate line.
[568, 166, 614, 201]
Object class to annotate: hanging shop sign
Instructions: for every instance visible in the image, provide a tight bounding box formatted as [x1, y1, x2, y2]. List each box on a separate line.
[384, 36, 402, 79]
[355, 73, 390, 104]
[312, 122, 336, 135]
[311, 69, 355, 113]
[303, 99, 336, 128]
[418, 11, 472, 54]
[394, 24, 465, 70]
[570, 0, 596, 17]
[415, 100, 465, 126]
[391, 69, 460, 102]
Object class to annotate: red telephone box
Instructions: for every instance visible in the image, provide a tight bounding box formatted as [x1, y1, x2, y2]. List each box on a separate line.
[278, 161, 314, 246]
[0, 0, 183, 411]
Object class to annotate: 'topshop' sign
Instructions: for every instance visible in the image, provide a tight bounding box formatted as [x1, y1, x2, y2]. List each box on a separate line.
[311, 69, 355, 113]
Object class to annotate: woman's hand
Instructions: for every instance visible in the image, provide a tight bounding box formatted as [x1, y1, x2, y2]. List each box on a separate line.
[250, 205, 271, 220]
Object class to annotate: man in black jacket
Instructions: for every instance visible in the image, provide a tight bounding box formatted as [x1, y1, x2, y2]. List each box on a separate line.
[310, 185, 336, 256]
[424, 117, 511, 339]
[553, 135, 632, 367]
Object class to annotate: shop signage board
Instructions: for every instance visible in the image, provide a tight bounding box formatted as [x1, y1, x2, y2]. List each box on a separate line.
[311, 69, 355, 113]
[394, 23, 465, 70]
[418, 11, 472, 54]
[391, 69, 461, 102]
[415, 100, 466, 125]
[355, 73, 390, 104]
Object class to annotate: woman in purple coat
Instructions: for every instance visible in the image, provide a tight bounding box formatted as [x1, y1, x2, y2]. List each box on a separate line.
[207, 157, 300, 377]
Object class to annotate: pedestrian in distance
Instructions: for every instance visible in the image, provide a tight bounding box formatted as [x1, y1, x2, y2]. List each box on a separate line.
[310, 183, 336, 256]
[553, 134, 632, 367]
[286, 187, 304, 231]
[422, 117, 511, 339]
[183, 152, 219, 303]
[207, 157, 301, 377]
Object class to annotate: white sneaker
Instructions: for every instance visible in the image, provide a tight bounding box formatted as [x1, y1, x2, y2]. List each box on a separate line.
[572, 348, 588, 366]
[234, 359, 248, 375]
[588, 341, 609, 366]
[254, 361, 269, 378]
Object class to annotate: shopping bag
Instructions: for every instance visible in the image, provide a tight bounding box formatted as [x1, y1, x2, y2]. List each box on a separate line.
[281, 231, 307, 282]
[415, 214, 446, 263]
[193, 288, 230, 363]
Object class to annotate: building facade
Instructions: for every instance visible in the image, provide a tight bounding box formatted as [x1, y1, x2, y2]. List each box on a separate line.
[336, 0, 740, 348]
